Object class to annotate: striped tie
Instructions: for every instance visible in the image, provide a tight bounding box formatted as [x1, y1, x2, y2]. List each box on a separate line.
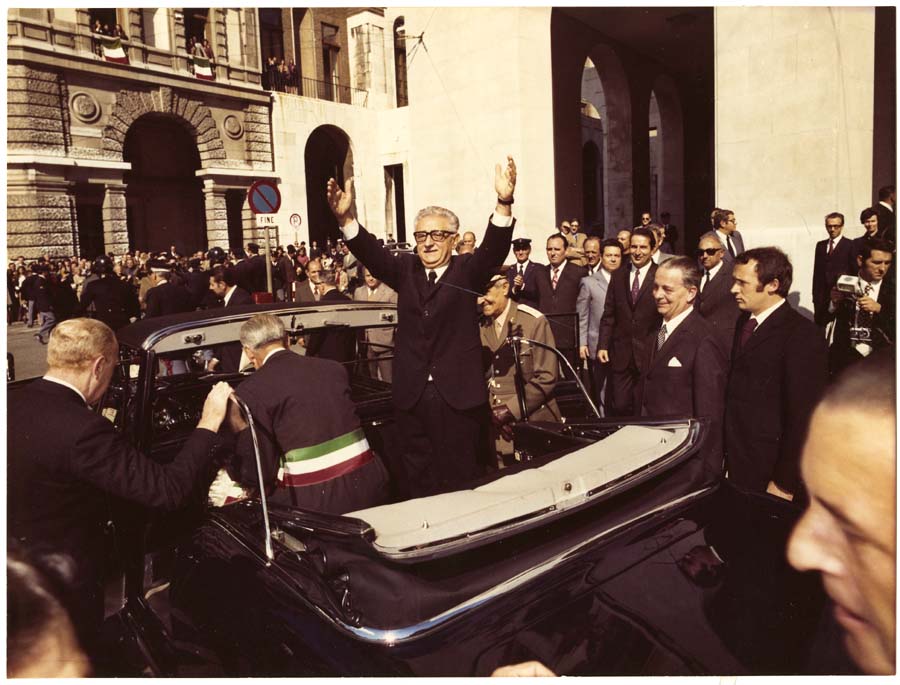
[551, 267, 559, 290]
[656, 323, 667, 350]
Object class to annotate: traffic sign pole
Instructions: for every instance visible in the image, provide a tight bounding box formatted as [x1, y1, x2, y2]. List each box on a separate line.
[248, 180, 282, 297]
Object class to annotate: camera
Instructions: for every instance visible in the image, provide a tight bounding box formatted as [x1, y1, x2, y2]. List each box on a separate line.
[836, 274, 865, 296]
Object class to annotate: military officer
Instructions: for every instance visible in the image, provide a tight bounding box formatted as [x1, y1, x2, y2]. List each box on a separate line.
[479, 270, 561, 466]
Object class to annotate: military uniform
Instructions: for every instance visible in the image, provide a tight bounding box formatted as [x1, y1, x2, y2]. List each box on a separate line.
[480, 300, 562, 460]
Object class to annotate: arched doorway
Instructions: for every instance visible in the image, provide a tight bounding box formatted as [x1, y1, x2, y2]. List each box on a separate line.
[304, 125, 354, 249]
[580, 48, 632, 237]
[123, 114, 205, 254]
[649, 74, 684, 250]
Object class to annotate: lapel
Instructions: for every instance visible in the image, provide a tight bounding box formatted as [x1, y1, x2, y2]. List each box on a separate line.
[702, 265, 729, 307]
[738, 301, 791, 358]
[631, 263, 656, 309]
[650, 310, 696, 370]
[420, 256, 459, 304]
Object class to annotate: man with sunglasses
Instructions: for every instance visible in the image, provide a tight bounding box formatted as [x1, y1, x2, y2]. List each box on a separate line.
[326, 157, 517, 498]
[696, 232, 741, 359]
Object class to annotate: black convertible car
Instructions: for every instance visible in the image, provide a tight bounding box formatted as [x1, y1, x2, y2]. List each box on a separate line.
[12, 302, 853, 676]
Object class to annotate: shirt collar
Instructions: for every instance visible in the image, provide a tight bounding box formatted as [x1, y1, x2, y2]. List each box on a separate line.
[706, 260, 724, 280]
[879, 201, 893, 213]
[262, 347, 287, 366]
[829, 234, 844, 246]
[42, 375, 87, 404]
[662, 305, 694, 337]
[550, 260, 566, 274]
[599, 267, 612, 283]
[427, 262, 450, 281]
[494, 299, 513, 332]
[751, 298, 786, 327]
[630, 260, 652, 279]
[516, 259, 530, 270]
[223, 284, 236, 306]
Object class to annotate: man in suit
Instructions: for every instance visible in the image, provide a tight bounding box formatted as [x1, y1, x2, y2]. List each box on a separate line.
[456, 231, 477, 255]
[639, 256, 727, 485]
[507, 237, 541, 309]
[696, 232, 741, 359]
[787, 351, 896, 675]
[231, 242, 268, 295]
[353, 266, 398, 382]
[144, 260, 193, 318]
[598, 227, 661, 416]
[616, 229, 632, 254]
[563, 218, 588, 266]
[305, 262, 357, 365]
[32, 263, 56, 344]
[827, 238, 894, 377]
[226, 314, 389, 513]
[79, 255, 138, 332]
[577, 238, 622, 409]
[8, 318, 232, 658]
[725, 247, 827, 502]
[294, 258, 323, 303]
[536, 233, 588, 366]
[326, 156, 517, 497]
[648, 223, 674, 264]
[812, 212, 856, 326]
[21, 265, 39, 327]
[713, 208, 745, 263]
[874, 184, 895, 244]
[853, 207, 884, 263]
[479, 271, 561, 465]
[208, 264, 252, 307]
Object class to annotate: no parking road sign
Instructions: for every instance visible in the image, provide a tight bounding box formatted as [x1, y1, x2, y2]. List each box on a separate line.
[247, 179, 281, 215]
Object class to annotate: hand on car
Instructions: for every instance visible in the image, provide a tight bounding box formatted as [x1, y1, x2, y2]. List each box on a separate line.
[197, 382, 234, 432]
[491, 405, 516, 441]
[491, 661, 556, 677]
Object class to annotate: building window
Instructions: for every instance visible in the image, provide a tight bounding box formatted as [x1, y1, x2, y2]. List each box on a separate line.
[184, 8, 210, 51]
[322, 23, 341, 101]
[88, 8, 118, 34]
[393, 17, 408, 107]
[225, 8, 244, 65]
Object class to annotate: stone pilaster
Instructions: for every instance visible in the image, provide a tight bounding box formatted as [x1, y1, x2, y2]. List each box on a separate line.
[102, 184, 129, 254]
[202, 181, 229, 247]
[126, 8, 143, 45]
[243, 103, 273, 168]
[212, 8, 228, 78]
[7, 178, 78, 259]
[8, 65, 68, 154]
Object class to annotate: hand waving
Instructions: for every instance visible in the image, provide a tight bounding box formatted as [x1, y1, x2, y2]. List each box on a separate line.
[326, 177, 355, 227]
[495, 156, 517, 202]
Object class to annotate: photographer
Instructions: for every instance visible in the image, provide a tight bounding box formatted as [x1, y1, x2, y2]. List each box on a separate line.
[828, 238, 895, 377]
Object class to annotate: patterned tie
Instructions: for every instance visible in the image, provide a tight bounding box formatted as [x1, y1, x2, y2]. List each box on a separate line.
[551, 267, 559, 290]
[739, 317, 758, 350]
[726, 235, 736, 258]
[656, 323, 667, 350]
[630, 269, 641, 304]
[827, 238, 834, 256]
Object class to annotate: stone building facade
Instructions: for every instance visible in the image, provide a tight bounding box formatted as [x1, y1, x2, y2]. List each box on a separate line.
[8, 8, 276, 259]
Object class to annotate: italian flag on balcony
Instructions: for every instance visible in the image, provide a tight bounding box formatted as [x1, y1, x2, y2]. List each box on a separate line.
[100, 36, 129, 64]
[193, 54, 215, 80]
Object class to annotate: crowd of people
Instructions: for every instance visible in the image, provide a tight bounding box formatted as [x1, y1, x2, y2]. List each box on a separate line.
[6, 160, 896, 677]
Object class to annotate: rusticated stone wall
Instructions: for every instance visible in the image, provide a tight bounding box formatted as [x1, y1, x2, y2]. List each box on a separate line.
[8, 65, 69, 154]
[7, 186, 78, 257]
[243, 103, 273, 168]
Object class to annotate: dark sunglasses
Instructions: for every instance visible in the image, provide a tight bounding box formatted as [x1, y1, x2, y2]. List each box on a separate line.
[695, 248, 722, 257]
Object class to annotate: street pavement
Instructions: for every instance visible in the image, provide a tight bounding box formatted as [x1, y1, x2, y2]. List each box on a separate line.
[7, 320, 49, 381]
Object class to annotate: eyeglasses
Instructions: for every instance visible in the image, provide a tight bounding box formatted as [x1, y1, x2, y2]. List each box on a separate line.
[413, 230, 456, 243]
[695, 248, 723, 257]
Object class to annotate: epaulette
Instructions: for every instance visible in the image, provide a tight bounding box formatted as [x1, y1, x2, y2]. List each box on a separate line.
[517, 303, 544, 319]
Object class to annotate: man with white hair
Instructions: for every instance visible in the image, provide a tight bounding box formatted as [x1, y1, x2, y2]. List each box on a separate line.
[227, 313, 389, 512]
[326, 157, 517, 497]
[8, 318, 233, 659]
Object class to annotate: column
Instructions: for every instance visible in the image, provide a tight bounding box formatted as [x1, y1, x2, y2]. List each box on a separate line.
[203, 180, 229, 248]
[102, 184, 129, 255]
[7, 175, 78, 259]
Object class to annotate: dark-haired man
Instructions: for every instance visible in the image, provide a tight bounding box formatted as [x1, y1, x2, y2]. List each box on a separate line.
[597, 227, 661, 415]
[536, 233, 587, 364]
[231, 242, 267, 294]
[713, 208, 744, 263]
[725, 247, 827, 501]
[79, 255, 137, 331]
[827, 238, 894, 376]
[874, 184, 895, 244]
[812, 212, 856, 326]
[852, 207, 884, 263]
[209, 264, 252, 307]
[144, 260, 192, 318]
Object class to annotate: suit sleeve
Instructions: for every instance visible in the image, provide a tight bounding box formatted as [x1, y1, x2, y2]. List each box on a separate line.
[466, 217, 516, 291]
[597, 275, 618, 350]
[345, 224, 404, 292]
[506, 316, 559, 420]
[774, 323, 827, 493]
[576, 279, 590, 346]
[693, 334, 727, 481]
[79, 281, 95, 315]
[69, 415, 219, 510]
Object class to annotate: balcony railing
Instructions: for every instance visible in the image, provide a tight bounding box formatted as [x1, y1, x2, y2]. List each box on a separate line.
[298, 76, 369, 108]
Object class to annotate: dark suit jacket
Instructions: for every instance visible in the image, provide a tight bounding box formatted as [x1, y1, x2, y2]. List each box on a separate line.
[828, 273, 895, 374]
[226, 286, 253, 307]
[8, 379, 218, 634]
[80, 275, 138, 331]
[874, 203, 895, 244]
[597, 263, 661, 372]
[725, 302, 827, 495]
[230, 255, 267, 294]
[812, 237, 855, 325]
[32, 275, 53, 313]
[145, 281, 193, 318]
[719, 229, 745, 264]
[639, 310, 727, 485]
[507, 260, 541, 310]
[536, 261, 589, 352]
[306, 288, 357, 365]
[698, 265, 741, 359]
[346, 217, 513, 411]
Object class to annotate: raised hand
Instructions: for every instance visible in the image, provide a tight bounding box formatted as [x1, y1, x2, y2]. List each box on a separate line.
[495, 156, 517, 202]
[326, 177, 355, 227]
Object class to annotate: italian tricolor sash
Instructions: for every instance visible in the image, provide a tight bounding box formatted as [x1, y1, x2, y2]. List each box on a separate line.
[276, 427, 373, 487]
[193, 54, 215, 80]
[101, 36, 129, 64]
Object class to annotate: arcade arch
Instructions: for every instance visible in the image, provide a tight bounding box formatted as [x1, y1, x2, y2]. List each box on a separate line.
[304, 125, 355, 248]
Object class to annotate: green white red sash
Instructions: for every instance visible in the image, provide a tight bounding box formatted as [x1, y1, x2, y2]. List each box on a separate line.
[193, 54, 214, 80]
[100, 36, 129, 64]
[277, 428, 373, 487]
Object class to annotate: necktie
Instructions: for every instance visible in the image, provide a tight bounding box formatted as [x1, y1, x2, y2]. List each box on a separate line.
[827, 238, 834, 256]
[739, 317, 758, 350]
[518, 265, 524, 277]
[552, 267, 559, 290]
[656, 323, 667, 350]
[726, 235, 736, 258]
[427, 270, 437, 289]
[631, 269, 641, 304]
[588, 267, 594, 277]
[703, 270, 711, 291]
